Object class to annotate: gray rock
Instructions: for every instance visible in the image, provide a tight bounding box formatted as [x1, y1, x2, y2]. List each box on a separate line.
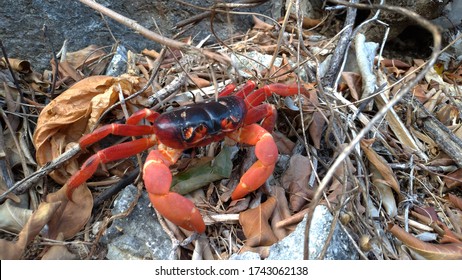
[230, 205, 358, 260]
[0, 0, 272, 72]
[229, 251, 261, 260]
[267, 205, 358, 260]
[100, 184, 173, 260]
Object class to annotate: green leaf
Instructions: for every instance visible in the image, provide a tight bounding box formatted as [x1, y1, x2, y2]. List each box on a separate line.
[171, 145, 233, 195]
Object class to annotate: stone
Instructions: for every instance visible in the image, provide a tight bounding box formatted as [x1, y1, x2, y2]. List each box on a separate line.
[230, 205, 359, 260]
[100, 184, 173, 260]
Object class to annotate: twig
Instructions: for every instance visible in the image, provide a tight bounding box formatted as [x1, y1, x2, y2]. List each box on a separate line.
[0, 144, 81, 203]
[415, 101, 462, 167]
[322, 0, 358, 89]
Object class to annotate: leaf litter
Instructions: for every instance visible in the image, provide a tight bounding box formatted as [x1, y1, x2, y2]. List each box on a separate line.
[0, 2, 462, 260]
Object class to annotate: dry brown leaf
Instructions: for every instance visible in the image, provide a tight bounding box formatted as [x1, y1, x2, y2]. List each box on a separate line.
[252, 15, 273, 31]
[325, 155, 354, 206]
[263, 55, 299, 83]
[239, 197, 278, 247]
[341, 72, 362, 100]
[281, 154, 313, 211]
[1, 58, 31, 73]
[65, 45, 107, 75]
[379, 58, 411, 69]
[41, 232, 78, 260]
[443, 67, 462, 85]
[0, 199, 33, 233]
[271, 186, 292, 239]
[412, 84, 431, 103]
[413, 207, 462, 244]
[308, 111, 325, 150]
[388, 223, 462, 260]
[444, 168, 462, 189]
[360, 138, 401, 195]
[436, 104, 459, 125]
[188, 75, 210, 88]
[448, 194, 462, 211]
[45, 184, 93, 240]
[272, 131, 295, 155]
[53, 60, 83, 82]
[33, 75, 147, 184]
[303, 86, 324, 149]
[288, 13, 322, 28]
[372, 179, 398, 218]
[0, 201, 61, 259]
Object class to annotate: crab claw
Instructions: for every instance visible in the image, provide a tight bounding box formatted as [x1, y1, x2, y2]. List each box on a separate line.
[143, 148, 206, 233]
[148, 192, 205, 233]
[227, 124, 278, 200]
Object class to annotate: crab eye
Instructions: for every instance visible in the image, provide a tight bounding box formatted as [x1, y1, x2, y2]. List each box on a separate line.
[221, 116, 239, 130]
[182, 127, 194, 140]
[182, 124, 208, 142]
[196, 124, 207, 134]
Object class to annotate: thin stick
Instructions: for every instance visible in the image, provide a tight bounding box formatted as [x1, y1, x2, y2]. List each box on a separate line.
[0, 145, 81, 203]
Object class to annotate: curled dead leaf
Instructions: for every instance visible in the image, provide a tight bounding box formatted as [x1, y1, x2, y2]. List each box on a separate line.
[1, 58, 31, 73]
[0, 201, 61, 259]
[448, 194, 462, 211]
[361, 139, 401, 196]
[65, 45, 108, 75]
[0, 199, 33, 233]
[388, 223, 462, 260]
[33, 75, 150, 184]
[444, 168, 462, 189]
[281, 154, 313, 211]
[271, 186, 292, 239]
[341, 72, 362, 100]
[372, 179, 398, 218]
[252, 15, 273, 31]
[45, 184, 93, 240]
[239, 197, 278, 247]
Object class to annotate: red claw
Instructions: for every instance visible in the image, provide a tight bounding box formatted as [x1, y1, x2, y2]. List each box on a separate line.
[143, 146, 206, 233]
[227, 124, 278, 200]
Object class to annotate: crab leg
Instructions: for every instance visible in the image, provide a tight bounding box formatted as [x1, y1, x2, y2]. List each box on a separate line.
[79, 108, 159, 149]
[244, 82, 307, 107]
[227, 124, 278, 200]
[66, 108, 160, 199]
[66, 137, 157, 200]
[244, 103, 278, 132]
[143, 145, 206, 233]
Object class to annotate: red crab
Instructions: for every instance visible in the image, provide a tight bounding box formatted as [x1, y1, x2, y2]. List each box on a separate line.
[65, 80, 307, 233]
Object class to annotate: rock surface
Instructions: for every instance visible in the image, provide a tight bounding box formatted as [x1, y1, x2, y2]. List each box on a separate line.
[230, 205, 359, 260]
[100, 184, 173, 260]
[0, 0, 272, 71]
